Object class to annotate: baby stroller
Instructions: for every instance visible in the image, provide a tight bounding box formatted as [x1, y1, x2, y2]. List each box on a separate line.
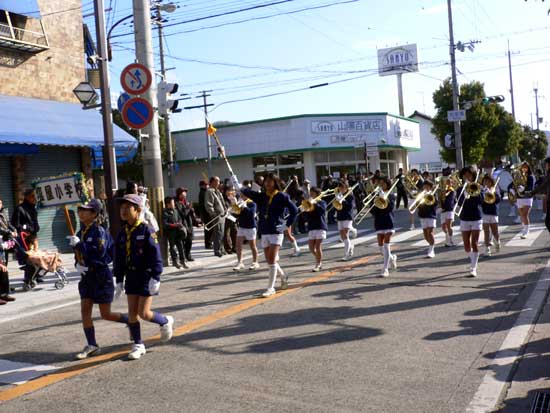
[13, 232, 69, 291]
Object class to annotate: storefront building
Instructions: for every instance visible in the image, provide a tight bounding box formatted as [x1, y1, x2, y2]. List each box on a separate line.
[174, 113, 420, 202]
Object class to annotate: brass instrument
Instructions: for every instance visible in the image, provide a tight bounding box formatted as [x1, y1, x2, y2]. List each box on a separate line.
[483, 176, 501, 205]
[230, 197, 250, 215]
[454, 170, 480, 217]
[299, 188, 335, 214]
[404, 172, 420, 197]
[508, 165, 528, 204]
[354, 179, 399, 225]
[408, 184, 440, 214]
[330, 183, 360, 213]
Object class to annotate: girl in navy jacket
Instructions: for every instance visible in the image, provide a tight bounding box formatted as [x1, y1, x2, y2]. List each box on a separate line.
[481, 175, 501, 256]
[370, 176, 397, 278]
[306, 187, 328, 272]
[336, 180, 357, 261]
[239, 173, 298, 298]
[515, 162, 535, 239]
[67, 199, 129, 360]
[456, 166, 483, 277]
[440, 177, 456, 247]
[233, 193, 260, 272]
[417, 180, 437, 258]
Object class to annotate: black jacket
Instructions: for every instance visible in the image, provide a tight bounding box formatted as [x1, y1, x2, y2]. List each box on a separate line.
[176, 200, 196, 232]
[162, 208, 184, 234]
[11, 200, 39, 235]
[0, 209, 16, 240]
[533, 170, 550, 205]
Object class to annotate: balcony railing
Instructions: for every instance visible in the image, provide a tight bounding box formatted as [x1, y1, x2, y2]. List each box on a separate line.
[0, 21, 49, 53]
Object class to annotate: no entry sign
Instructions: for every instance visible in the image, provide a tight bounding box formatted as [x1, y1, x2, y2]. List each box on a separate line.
[120, 63, 152, 95]
[122, 97, 154, 130]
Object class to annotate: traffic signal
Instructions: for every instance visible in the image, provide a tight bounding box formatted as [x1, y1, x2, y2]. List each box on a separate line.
[481, 95, 505, 105]
[158, 81, 180, 115]
[444, 134, 454, 149]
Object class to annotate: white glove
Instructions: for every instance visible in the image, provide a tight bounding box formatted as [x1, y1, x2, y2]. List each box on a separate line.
[75, 263, 88, 275]
[251, 182, 262, 192]
[276, 223, 289, 233]
[67, 235, 80, 247]
[148, 278, 160, 295]
[114, 283, 124, 300]
[518, 185, 525, 193]
[230, 174, 241, 190]
[509, 188, 516, 196]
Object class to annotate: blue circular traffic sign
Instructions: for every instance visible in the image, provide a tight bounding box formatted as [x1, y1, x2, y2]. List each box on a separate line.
[121, 97, 153, 130]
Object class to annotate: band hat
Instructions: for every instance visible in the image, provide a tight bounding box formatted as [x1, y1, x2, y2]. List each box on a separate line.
[118, 194, 142, 207]
[78, 199, 102, 214]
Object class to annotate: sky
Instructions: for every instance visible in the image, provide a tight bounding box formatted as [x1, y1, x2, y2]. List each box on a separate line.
[84, 0, 550, 132]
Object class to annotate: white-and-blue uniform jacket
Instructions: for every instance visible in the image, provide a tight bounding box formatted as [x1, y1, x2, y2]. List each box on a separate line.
[371, 193, 395, 231]
[336, 196, 354, 221]
[241, 188, 298, 235]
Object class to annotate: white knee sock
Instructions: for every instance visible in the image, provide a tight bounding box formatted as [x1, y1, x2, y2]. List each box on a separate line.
[469, 251, 479, 269]
[379, 245, 384, 256]
[267, 265, 277, 290]
[276, 263, 285, 276]
[383, 243, 390, 270]
[343, 238, 350, 256]
[292, 240, 300, 251]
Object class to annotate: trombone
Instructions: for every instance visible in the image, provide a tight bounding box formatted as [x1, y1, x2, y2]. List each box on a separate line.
[483, 176, 501, 204]
[354, 179, 399, 225]
[297, 188, 335, 215]
[408, 184, 440, 214]
[453, 170, 480, 217]
[327, 183, 360, 215]
[204, 211, 228, 231]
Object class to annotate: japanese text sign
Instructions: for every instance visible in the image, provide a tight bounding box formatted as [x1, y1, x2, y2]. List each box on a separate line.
[32, 173, 89, 208]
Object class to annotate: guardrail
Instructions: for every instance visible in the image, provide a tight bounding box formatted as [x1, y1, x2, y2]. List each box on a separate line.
[0, 22, 48, 47]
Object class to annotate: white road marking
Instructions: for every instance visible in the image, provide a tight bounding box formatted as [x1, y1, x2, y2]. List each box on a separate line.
[466, 259, 550, 412]
[0, 359, 59, 385]
[505, 225, 546, 247]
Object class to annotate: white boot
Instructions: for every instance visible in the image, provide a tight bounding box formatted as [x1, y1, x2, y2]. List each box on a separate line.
[342, 238, 351, 261]
[427, 244, 435, 258]
[262, 265, 277, 297]
[469, 252, 479, 277]
[381, 243, 391, 277]
[484, 245, 491, 257]
[291, 240, 301, 257]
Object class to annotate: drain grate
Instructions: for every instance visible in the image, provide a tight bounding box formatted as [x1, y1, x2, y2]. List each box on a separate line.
[531, 392, 550, 413]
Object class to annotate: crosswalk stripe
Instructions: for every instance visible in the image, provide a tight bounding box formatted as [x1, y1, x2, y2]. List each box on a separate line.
[505, 225, 547, 247]
[411, 226, 460, 247]
[326, 230, 376, 250]
[0, 359, 58, 385]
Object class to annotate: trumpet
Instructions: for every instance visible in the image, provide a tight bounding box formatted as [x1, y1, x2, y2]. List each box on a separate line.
[483, 176, 501, 204]
[354, 179, 399, 225]
[230, 197, 250, 215]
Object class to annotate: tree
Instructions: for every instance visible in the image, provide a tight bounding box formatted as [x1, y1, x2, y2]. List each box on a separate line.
[484, 105, 524, 163]
[519, 126, 548, 166]
[113, 110, 172, 183]
[432, 79, 499, 165]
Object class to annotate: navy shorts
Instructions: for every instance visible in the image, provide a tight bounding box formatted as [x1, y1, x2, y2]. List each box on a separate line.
[79, 270, 115, 304]
[125, 275, 156, 297]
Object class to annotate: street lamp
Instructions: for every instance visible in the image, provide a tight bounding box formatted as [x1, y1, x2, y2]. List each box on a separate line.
[73, 81, 100, 109]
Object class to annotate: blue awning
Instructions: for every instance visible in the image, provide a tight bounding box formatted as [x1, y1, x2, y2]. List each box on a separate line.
[0, 0, 41, 18]
[0, 94, 138, 164]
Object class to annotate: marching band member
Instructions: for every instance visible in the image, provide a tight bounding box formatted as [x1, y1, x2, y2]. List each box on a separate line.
[481, 175, 501, 256]
[67, 199, 129, 360]
[233, 192, 260, 271]
[306, 187, 328, 272]
[238, 173, 298, 298]
[114, 194, 174, 360]
[336, 181, 357, 261]
[417, 180, 437, 258]
[440, 176, 456, 247]
[516, 162, 535, 239]
[456, 166, 483, 277]
[371, 176, 397, 277]
[409, 169, 423, 231]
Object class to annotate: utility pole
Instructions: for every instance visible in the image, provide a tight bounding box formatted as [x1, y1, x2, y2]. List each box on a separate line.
[156, 5, 175, 193]
[534, 86, 541, 130]
[397, 73, 404, 116]
[447, 0, 464, 170]
[132, 0, 164, 220]
[93, 0, 118, 230]
[507, 40, 516, 120]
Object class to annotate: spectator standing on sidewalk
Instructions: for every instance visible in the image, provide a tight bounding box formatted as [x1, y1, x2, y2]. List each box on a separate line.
[198, 180, 212, 249]
[175, 187, 197, 262]
[162, 197, 187, 269]
[395, 168, 409, 210]
[0, 239, 15, 304]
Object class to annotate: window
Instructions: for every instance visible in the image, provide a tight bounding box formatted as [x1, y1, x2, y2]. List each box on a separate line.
[314, 152, 329, 163]
[253, 155, 277, 169]
[278, 153, 303, 166]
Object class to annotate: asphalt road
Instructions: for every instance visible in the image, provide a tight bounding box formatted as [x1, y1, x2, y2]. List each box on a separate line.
[0, 205, 549, 412]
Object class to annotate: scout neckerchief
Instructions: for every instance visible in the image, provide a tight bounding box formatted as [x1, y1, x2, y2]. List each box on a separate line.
[125, 220, 142, 260]
[264, 190, 279, 220]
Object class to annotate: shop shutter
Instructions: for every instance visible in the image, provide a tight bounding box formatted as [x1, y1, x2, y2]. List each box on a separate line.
[0, 156, 14, 219]
[23, 147, 82, 252]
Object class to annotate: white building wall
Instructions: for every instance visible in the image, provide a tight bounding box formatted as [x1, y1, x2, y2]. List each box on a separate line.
[407, 115, 447, 172]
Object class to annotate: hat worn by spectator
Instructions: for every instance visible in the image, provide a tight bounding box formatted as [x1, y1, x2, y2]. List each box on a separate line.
[78, 199, 102, 214]
[118, 194, 142, 207]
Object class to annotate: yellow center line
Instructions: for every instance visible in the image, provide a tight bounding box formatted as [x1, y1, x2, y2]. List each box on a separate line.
[0, 255, 375, 403]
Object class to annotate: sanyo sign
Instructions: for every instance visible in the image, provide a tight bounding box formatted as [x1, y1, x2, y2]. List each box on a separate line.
[377, 44, 419, 77]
